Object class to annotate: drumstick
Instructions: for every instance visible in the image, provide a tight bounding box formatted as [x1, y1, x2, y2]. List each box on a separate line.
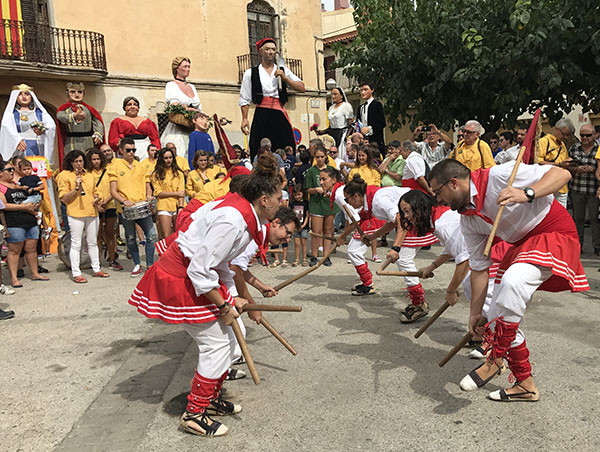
[378, 256, 394, 273]
[259, 317, 297, 356]
[414, 301, 450, 339]
[439, 317, 487, 367]
[241, 304, 302, 313]
[231, 320, 260, 384]
[273, 242, 338, 291]
[376, 270, 424, 277]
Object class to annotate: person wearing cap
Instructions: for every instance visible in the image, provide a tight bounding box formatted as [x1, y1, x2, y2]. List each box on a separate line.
[239, 38, 306, 162]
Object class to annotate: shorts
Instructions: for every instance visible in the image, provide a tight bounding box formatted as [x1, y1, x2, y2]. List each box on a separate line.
[99, 208, 117, 219]
[7, 225, 40, 243]
[23, 194, 42, 204]
[294, 229, 309, 239]
[158, 210, 176, 217]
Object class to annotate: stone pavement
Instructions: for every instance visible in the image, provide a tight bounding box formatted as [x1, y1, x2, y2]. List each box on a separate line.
[1, 240, 599, 452]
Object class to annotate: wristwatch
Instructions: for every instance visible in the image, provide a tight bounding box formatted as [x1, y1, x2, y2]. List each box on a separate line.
[523, 187, 535, 203]
[391, 246, 401, 252]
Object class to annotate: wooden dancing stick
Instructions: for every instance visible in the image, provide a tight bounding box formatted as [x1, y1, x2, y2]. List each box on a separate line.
[376, 270, 424, 277]
[414, 301, 450, 339]
[378, 256, 394, 273]
[438, 317, 487, 367]
[259, 317, 297, 356]
[241, 304, 302, 313]
[309, 231, 337, 242]
[273, 242, 338, 291]
[230, 320, 260, 384]
[342, 204, 366, 240]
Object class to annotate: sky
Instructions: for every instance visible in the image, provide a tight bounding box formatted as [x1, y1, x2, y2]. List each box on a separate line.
[322, 0, 335, 11]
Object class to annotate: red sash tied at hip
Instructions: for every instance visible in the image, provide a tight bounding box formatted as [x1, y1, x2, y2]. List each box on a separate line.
[258, 96, 291, 126]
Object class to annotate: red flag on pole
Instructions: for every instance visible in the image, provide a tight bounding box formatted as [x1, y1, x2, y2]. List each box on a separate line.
[520, 108, 542, 165]
[212, 114, 239, 171]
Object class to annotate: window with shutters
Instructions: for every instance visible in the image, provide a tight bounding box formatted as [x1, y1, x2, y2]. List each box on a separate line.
[247, 0, 276, 66]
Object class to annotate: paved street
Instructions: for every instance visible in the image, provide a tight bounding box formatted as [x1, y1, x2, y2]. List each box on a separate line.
[1, 239, 599, 452]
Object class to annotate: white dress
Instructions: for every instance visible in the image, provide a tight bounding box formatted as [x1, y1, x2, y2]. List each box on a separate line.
[327, 101, 354, 160]
[160, 81, 201, 160]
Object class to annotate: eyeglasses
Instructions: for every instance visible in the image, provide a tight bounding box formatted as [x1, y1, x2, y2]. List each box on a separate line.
[282, 224, 293, 237]
[580, 133, 593, 138]
[2, 167, 15, 172]
[490, 140, 498, 144]
[123, 148, 137, 153]
[463, 130, 477, 135]
[328, 151, 338, 155]
[431, 178, 453, 197]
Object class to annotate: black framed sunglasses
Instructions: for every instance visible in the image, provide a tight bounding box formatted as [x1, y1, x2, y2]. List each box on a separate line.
[2, 167, 15, 172]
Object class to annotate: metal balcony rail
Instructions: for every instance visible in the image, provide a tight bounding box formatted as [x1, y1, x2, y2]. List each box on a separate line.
[237, 53, 303, 84]
[0, 19, 106, 71]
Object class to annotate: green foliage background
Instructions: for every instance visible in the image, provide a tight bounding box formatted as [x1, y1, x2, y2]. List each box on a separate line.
[336, 0, 600, 131]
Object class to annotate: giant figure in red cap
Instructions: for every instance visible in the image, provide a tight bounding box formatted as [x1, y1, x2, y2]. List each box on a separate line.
[239, 38, 305, 162]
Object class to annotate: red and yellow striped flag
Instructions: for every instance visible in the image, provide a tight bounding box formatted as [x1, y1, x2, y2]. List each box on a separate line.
[0, 0, 24, 58]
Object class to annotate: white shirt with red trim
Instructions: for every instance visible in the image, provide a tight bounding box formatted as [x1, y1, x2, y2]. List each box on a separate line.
[434, 209, 470, 264]
[402, 151, 427, 181]
[333, 186, 360, 222]
[369, 186, 411, 223]
[460, 162, 553, 270]
[177, 204, 262, 297]
[230, 225, 267, 271]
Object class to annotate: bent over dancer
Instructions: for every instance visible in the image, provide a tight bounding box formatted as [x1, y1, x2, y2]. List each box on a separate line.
[428, 159, 588, 402]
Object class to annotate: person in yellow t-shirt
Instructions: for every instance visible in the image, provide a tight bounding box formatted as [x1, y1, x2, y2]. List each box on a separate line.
[150, 148, 185, 237]
[139, 143, 158, 178]
[164, 141, 191, 177]
[109, 137, 157, 276]
[58, 150, 110, 283]
[535, 118, 575, 208]
[186, 150, 222, 199]
[87, 148, 122, 271]
[449, 120, 495, 171]
[348, 146, 382, 186]
[195, 172, 229, 203]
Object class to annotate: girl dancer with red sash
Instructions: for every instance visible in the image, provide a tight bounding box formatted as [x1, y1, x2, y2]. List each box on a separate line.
[428, 159, 588, 402]
[398, 190, 506, 356]
[129, 154, 281, 436]
[343, 175, 438, 318]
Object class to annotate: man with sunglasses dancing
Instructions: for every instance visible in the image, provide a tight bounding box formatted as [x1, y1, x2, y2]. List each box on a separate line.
[428, 158, 588, 402]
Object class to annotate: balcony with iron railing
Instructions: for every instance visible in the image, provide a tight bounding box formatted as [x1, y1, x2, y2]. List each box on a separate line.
[0, 19, 107, 78]
[237, 53, 303, 84]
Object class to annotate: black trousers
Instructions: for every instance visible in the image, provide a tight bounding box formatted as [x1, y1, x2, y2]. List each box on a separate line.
[249, 107, 295, 162]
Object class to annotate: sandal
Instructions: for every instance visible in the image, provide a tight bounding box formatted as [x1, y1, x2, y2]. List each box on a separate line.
[180, 411, 229, 436]
[280, 260, 288, 268]
[488, 383, 539, 402]
[205, 397, 242, 416]
[291, 260, 299, 267]
[302, 259, 308, 267]
[459, 360, 506, 391]
[269, 260, 280, 268]
[400, 302, 429, 323]
[73, 276, 88, 284]
[225, 368, 246, 380]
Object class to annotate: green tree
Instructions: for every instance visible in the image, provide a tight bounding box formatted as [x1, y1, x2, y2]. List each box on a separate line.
[336, 0, 600, 132]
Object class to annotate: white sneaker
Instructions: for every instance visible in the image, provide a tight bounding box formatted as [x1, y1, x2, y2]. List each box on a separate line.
[0, 284, 16, 295]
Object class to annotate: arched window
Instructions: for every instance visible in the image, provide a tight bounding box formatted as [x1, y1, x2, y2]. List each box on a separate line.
[247, 0, 276, 66]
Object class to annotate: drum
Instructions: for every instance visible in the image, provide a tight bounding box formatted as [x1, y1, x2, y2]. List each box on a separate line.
[58, 231, 91, 269]
[122, 200, 154, 221]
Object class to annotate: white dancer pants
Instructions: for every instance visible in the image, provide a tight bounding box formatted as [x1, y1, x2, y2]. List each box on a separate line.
[347, 237, 367, 266]
[68, 216, 100, 277]
[395, 246, 419, 287]
[461, 270, 495, 318]
[183, 317, 245, 379]
[486, 262, 552, 347]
